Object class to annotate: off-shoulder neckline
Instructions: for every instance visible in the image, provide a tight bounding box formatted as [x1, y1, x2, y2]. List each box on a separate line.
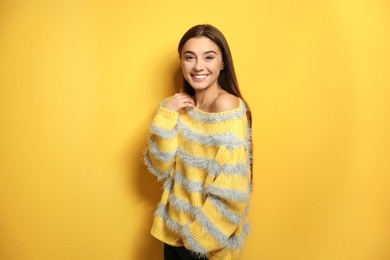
[189, 98, 244, 116]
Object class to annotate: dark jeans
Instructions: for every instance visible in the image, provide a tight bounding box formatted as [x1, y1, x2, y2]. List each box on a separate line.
[164, 243, 208, 260]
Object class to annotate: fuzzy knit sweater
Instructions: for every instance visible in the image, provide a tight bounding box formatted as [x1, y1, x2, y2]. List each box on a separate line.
[144, 97, 252, 260]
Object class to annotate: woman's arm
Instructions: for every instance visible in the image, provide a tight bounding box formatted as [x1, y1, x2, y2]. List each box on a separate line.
[144, 106, 179, 181]
[144, 94, 194, 180]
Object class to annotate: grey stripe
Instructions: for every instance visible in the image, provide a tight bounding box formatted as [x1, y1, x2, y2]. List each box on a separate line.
[143, 151, 172, 181]
[166, 194, 231, 246]
[155, 202, 182, 233]
[225, 222, 251, 249]
[205, 186, 249, 202]
[155, 202, 169, 220]
[208, 196, 242, 225]
[242, 203, 251, 220]
[177, 119, 247, 150]
[178, 148, 247, 177]
[168, 194, 200, 216]
[173, 170, 205, 193]
[168, 193, 245, 229]
[150, 124, 178, 139]
[181, 224, 209, 255]
[206, 158, 248, 176]
[154, 200, 251, 252]
[187, 100, 247, 123]
[194, 207, 230, 245]
[162, 177, 174, 191]
[178, 148, 214, 171]
[182, 201, 251, 249]
[149, 139, 176, 162]
[154, 201, 208, 256]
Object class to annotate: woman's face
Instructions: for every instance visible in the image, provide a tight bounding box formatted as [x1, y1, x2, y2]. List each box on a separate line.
[180, 36, 224, 92]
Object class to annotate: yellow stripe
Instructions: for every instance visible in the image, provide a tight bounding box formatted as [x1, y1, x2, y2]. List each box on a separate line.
[175, 161, 208, 181]
[168, 204, 193, 225]
[201, 200, 236, 237]
[149, 153, 173, 173]
[212, 174, 250, 190]
[172, 182, 204, 207]
[177, 138, 248, 164]
[161, 189, 170, 204]
[188, 220, 224, 251]
[213, 146, 248, 165]
[152, 135, 177, 152]
[178, 135, 219, 156]
[222, 200, 248, 216]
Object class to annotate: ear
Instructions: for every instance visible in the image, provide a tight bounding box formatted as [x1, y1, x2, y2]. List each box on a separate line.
[221, 61, 225, 70]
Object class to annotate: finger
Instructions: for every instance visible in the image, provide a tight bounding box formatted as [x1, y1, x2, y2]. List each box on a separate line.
[181, 100, 195, 108]
[180, 96, 195, 105]
[174, 96, 194, 107]
[164, 93, 195, 111]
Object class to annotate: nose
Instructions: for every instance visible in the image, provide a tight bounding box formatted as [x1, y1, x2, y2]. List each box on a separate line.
[193, 59, 204, 72]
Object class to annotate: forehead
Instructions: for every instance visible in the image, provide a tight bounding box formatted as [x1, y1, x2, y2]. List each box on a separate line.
[181, 36, 221, 54]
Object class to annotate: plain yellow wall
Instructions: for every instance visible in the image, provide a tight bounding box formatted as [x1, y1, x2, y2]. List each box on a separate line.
[1, 1, 389, 259]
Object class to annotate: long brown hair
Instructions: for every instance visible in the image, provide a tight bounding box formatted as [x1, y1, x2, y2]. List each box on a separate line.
[178, 25, 241, 97]
[178, 24, 253, 179]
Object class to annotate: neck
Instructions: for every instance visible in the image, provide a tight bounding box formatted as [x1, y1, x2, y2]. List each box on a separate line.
[194, 87, 221, 109]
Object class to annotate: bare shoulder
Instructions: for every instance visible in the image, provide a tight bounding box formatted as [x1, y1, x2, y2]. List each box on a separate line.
[212, 93, 240, 113]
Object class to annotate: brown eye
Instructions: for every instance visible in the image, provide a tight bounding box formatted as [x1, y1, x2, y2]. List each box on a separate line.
[185, 55, 195, 61]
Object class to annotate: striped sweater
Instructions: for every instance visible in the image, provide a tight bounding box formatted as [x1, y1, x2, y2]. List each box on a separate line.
[144, 97, 252, 260]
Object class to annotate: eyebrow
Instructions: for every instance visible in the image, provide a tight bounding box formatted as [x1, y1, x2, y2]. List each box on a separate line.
[183, 50, 218, 55]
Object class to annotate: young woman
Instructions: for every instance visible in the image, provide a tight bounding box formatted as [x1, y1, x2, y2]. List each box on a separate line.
[144, 24, 253, 260]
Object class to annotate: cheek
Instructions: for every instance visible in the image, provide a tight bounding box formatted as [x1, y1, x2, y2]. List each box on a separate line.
[181, 65, 191, 81]
[181, 61, 191, 71]
[181, 63, 193, 78]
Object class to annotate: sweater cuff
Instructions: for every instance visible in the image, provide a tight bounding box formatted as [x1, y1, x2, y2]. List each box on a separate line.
[156, 106, 179, 119]
[152, 106, 179, 130]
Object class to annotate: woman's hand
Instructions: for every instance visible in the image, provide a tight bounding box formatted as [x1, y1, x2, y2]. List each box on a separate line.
[164, 93, 195, 112]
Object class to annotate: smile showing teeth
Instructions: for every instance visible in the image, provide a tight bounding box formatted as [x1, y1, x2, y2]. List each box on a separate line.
[193, 75, 207, 79]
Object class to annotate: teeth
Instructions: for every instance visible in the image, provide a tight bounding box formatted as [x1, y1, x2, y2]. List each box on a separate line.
[194, 75, 206, 79]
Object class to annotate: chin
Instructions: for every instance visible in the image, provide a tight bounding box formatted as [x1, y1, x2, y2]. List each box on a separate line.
[190, 85, 209, 91]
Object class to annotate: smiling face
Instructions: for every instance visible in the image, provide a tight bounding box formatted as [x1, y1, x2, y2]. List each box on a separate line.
[180, 36, 224, 92]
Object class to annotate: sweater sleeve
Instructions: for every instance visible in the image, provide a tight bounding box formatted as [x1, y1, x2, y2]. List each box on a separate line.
[144, 106, 179, 181]
[181, 116, 252, 254]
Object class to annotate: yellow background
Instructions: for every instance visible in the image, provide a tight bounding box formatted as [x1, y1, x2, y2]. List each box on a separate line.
[1, 1, 389, 259]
